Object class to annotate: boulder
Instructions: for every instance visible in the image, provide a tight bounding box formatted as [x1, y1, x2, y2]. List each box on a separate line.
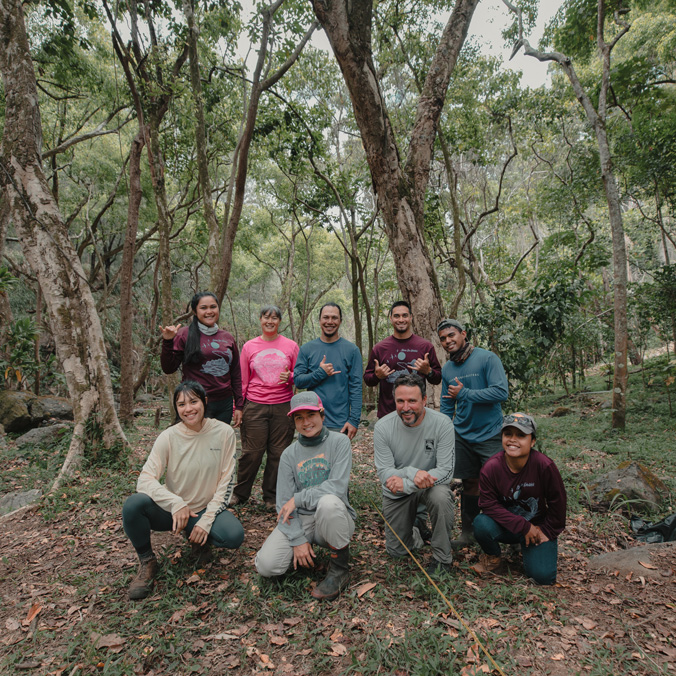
[136, 393, 156, 403]
[589, 461, 668, 510]
[29, 396, 73, 422]
[0, 390, 36, 432]
[588, 542, 675, 578]
[551, 406, 572, 417]
[0, 489, 42, 516]
[15, 423, 71, 448]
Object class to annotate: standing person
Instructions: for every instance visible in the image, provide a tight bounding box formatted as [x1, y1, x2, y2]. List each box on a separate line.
[474, 413, 566, 585]
[373, 374, 456, 577]
[255, 391, 356, 600]
[364, 300, 442, 419]
[160, 291, 243, 426]
[232, 305, 299, 508]
[122, 381, 244, 600]
[437, 318, 509, 548]
[294, 302, 363, 440]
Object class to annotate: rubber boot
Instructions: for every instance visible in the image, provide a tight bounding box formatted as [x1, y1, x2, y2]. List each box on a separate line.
[128, 556, 158, 600]
[451, 494, 480, 550]
[311, 546, 350, 601]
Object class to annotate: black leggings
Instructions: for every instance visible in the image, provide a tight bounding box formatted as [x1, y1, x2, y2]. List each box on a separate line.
[205, 396, 233, 425]
[122, 493, 244, 559]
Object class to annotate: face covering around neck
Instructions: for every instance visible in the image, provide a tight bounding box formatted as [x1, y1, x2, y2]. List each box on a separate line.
[298, 425, 330, 446]
[198, 321, 219, 336]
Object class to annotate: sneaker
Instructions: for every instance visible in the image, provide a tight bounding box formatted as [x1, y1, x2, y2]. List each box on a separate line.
[424, 559, 453, 578]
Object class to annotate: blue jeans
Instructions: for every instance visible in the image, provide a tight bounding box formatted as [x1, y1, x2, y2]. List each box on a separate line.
[473, 513, 558, 585]
[123, 493, 244, 559]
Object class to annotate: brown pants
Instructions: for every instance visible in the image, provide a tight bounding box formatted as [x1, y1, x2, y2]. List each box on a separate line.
[234, 400, 295, 503]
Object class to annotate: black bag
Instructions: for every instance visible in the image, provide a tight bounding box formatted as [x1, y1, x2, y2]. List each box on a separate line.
[630, 513, 676, 543]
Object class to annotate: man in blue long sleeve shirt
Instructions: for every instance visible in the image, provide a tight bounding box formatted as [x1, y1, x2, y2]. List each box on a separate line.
[438, 318, 508, 548]
[294, 303, 363, 439]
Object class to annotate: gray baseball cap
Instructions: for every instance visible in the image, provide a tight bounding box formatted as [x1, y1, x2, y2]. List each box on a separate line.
[502, 412, 537, 435]
[288, 391, 324, 416]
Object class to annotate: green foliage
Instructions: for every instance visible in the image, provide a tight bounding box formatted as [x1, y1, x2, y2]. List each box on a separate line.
[1, 318, 39, 389]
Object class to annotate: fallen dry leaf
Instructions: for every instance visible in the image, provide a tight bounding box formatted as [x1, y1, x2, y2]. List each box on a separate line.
[6, 618, 20, 631]
[638, 560, 657, 570]
[581, 618, 597, 630]
[551, 653, 566, 661]
[270, 636, 288, 646]
[22, 603, 42, 626]
[93, 633, 126, 653]
[356, 582, 377, 598]
[205, 633, 239, 640]
[328, 643, 348, 656]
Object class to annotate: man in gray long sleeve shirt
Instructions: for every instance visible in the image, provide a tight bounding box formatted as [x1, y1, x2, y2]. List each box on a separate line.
[374, 374, 456, 576]
[255, 391, 355, 600]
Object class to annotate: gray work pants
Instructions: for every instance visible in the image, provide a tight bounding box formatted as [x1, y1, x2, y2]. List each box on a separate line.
[255, 494, 355, 577]
[382, 485, 455, 564]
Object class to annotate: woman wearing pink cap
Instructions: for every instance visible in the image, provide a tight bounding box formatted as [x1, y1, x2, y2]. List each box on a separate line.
[254, 391, 356, 601]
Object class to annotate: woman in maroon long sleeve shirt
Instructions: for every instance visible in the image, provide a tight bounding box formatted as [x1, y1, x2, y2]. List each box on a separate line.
[474, 413, 566, 585]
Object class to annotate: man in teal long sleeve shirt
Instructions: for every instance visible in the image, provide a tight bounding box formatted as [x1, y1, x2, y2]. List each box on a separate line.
[438, 318, 508, 548]
[294, 303, 363, 439]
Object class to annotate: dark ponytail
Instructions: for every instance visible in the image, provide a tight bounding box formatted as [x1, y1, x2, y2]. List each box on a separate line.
[183, 292, 218, 365]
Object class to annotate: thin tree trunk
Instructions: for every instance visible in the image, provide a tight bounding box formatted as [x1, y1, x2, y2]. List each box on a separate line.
[182, 0, 221, 289]
[0, 0, 126, 487]
[118, 130, 145, 422]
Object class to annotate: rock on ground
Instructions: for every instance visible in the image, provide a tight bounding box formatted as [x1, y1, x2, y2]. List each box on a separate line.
[588, 542, 676, 578]
[0, 489, 42, 516]
[15, 423, 72, 448]
[589, 461, 667, 509]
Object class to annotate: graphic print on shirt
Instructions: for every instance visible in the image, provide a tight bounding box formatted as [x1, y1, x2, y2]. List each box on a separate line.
[200, 339, 233, 377]
[251, 348, 288, 384]
[385, 347, 425, 383]
[297, 453, 331, 489]
[504, 482, 539, 521]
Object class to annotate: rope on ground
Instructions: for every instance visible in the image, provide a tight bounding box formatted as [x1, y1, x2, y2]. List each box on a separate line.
[369, 496, 507, 676]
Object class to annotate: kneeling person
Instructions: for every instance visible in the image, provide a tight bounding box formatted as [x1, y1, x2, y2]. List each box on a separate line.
[373, 374, 456, 576]
[255, 392, 356, 600]
[474, 413, 566, 585]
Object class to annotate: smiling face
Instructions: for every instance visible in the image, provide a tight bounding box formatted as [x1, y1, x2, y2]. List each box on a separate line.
[502, 426, 536, 470]
[175, 390, 206, 432]
[319, 306, 342, 342]
[394, 384, 427, 427]
[293, 409, 325, 437]
[260, 311, 281, 338]
[438, 326, 467, 354]
[389, 305, 412, 339]
[195, 295, 219, 327]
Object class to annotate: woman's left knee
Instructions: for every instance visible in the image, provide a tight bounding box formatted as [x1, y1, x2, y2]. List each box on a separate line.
[210, 516, 245, 549]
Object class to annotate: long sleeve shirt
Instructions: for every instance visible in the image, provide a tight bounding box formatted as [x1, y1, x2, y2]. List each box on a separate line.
[293, 337, 363, 429]
[136, 418, 238, 533]
[479, 450, 567, 541]
[240, 334, 299, 404]
[364, 334, 442, 418]
[161, 327, 243, 408]
[373, 408, 455, 500]
[440, 347, 508, 443]
[276, 431, 356, 547]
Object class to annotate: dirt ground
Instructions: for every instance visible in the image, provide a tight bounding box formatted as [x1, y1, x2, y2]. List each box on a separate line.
[1, 430, 675, 675]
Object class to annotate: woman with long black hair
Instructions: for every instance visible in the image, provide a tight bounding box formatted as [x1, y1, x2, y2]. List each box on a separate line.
[160, 291, 243, 426]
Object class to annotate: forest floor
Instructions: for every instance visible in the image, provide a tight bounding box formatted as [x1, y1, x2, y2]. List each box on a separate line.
[1, 358, 676, 676]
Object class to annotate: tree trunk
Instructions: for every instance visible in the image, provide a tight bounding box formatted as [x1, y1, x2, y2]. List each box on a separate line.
[182, 0, 221, 290]
[0, 0, 126, 486]
[118, 130, 145, 422]
[310, 0, 479, 348]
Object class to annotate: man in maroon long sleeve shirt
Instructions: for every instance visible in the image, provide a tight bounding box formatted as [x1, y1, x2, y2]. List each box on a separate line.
[363, 300, 442, 419]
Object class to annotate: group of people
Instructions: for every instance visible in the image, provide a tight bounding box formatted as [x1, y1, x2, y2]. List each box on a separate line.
[122, 294, 567, 601]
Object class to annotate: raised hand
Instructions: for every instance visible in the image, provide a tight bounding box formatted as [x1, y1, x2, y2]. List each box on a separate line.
[374, 359, 394, 380]
[159, 324, 182, 341]
[412, 352, 431, 376]
[320, 354, 341, 377]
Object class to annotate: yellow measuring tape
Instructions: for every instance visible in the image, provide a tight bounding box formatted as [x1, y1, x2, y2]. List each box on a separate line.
[369, 496, 507, 676]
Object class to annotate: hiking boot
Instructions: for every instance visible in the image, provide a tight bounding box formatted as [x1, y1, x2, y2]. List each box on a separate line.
[479, 553, 503, 573]
[128, 556, 158, 600]
[424, 559, 453, 578]
[414, 516, 433, 544]
[451, 493, 480, 549]
[311, 546, 350, 601]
